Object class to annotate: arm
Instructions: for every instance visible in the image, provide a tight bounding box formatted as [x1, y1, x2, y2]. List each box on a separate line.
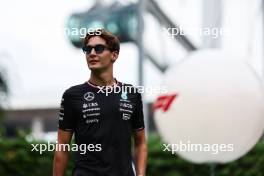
[133, 129, 148, 176]
[53, 129, 73, 176]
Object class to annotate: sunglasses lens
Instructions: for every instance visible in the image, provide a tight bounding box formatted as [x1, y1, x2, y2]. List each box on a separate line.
[82, 46, 92, 54]
[94, 45, 105, 54]
[82, 45, 107, 54]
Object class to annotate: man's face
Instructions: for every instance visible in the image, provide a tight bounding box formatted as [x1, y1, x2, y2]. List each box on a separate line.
[85, 36, 117, 71]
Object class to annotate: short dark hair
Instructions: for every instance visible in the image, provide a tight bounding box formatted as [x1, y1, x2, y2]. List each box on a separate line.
[83, 29, 120, 53]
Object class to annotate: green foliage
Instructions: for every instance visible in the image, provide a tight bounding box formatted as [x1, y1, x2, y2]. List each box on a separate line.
[0, 135, 264, 176]
[0, 68, 8, 137]
[0, 137, 74, 176]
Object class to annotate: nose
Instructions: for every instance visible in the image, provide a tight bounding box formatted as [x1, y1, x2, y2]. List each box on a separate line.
[88, 48, 97, 58]
[90, 48, 97, 55]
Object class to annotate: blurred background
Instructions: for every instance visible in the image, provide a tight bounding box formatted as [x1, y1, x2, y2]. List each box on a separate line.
[0, 0, 264, 175]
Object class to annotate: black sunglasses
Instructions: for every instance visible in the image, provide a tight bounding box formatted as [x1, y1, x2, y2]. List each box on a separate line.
[82, 44, 110, 54]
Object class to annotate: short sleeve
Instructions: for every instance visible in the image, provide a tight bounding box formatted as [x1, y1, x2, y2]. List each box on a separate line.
[58, 90, 76, 131]
[132, 92, 145, 131]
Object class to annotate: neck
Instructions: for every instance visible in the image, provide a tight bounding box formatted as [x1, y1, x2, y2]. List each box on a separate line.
[89, 69, 115, 86]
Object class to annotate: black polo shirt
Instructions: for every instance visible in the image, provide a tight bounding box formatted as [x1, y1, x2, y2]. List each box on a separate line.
[58, 80, 145, 176]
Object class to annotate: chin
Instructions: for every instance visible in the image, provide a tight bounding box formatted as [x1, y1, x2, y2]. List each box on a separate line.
[89, 66, 102, 71]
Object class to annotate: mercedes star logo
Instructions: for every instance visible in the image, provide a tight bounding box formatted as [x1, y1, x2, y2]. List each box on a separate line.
[84, 92, 95, 101]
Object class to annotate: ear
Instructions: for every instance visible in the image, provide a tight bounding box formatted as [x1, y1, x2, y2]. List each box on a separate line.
[111, 52, 119, 63]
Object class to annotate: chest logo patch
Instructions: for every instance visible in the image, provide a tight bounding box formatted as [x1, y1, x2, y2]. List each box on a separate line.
[121, 92, 128, 100]
[84, 92, 95, 101]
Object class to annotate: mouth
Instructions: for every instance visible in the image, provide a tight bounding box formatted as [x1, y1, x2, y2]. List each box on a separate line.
[89, 60, 100, 64]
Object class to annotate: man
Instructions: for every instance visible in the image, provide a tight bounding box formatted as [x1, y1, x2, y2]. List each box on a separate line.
[53, 29, 147, 176]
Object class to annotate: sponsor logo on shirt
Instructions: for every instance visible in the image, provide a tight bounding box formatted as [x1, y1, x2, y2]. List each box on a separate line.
[84, 92, 95, 101]
[122, 113, 131, 120]
[119, 108, 133, 114]
[121, 92, 128, 100]
[120, 92, 130, 102]
[82, 102, 101, 120]
[86, 118, 99, 124]
[83, 102, 99, 109]
[120, 102, 133, 109]
[119, 102, 133, 120]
